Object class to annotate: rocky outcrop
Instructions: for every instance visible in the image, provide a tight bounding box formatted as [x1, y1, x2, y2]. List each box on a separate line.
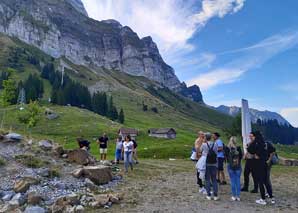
[179, 83, 204, 103]
[66, 0, 88, 17]
[0, 0, 182, 90]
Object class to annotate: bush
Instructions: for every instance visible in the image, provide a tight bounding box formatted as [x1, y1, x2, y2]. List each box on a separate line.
[151, 107, 158, 113]
[15, 154, 45, 168]
[0, 157, 6, 166]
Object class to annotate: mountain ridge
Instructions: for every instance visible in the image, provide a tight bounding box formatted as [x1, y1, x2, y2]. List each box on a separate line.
[0, 0, 203, 102]
[215, 105, 290, 126]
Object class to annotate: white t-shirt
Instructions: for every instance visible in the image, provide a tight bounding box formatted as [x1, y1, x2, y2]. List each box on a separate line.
[123, 141, 134, 152]
[116, 141, 123, 150]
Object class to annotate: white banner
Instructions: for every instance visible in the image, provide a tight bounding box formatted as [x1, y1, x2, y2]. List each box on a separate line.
[241, 99, 252, 154]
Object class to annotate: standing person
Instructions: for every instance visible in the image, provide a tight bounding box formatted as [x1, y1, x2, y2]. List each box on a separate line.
[213, 132, 227, 185]
[115, 136, 123, 164]
[132, 139, 139, 164]
[247, 131, 274, 205]
[201, 133, 219, 201]
[194, 131, 206, 193]
[264, 141, 276, 202]
[97, 133, 109, 161]
[122, 135, 134, 173]
[241, 133, 258, 193]
[225, 136, 243, 201]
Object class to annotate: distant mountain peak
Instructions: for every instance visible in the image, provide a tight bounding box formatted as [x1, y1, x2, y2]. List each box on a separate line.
[66, 0, 88, 16]
[215, 105, 290, 126]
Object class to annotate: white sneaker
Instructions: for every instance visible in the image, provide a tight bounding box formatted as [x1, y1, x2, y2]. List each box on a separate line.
[265, 193, 270, 198]
[236, 197, 241, 201]
[202, 189, 207, 195]
[256, 199, 267, 205]
[213, 196, 219, 201]
[199, 187, 204, 193]
[206, 196, 211, 200]
[231, 196, 236, 201]
[270, 198, 276, 204]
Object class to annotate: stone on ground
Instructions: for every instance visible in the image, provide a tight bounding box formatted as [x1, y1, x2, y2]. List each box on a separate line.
[14, 177, 39, 193]
[81, 166, 112, 185]
[38, 140, 53, 151]
[27, 192, 43, 205]
[24, 206, 46, 213]
[67, 149, 95, 165]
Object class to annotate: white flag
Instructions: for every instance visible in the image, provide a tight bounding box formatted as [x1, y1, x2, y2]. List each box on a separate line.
[241, 99, 252, 154]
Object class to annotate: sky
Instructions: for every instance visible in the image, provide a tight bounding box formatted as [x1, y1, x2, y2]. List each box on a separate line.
[81, 0, 298, 127]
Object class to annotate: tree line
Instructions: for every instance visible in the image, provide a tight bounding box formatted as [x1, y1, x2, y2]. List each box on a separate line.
[41, 63, 125, 123]
[225, 114, 298, 145]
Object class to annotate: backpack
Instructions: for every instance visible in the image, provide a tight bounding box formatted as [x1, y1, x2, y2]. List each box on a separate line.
[206, 143, 217, 164]
[132, 140, 138, 149]
[228, 147, 241, 170]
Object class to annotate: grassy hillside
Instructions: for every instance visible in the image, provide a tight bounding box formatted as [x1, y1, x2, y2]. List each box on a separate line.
[1, 34, 297, 160]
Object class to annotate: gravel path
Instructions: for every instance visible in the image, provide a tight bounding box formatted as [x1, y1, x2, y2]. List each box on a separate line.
[109, 160, 298, 213]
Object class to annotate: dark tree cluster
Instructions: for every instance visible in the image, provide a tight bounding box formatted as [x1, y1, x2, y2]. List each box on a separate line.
[18, 74, 44, 103]
[253, 119, 298, 145]
[0, 71, 9, 89]
[41, 63, 125, 123]
[7, 47, 25, 72]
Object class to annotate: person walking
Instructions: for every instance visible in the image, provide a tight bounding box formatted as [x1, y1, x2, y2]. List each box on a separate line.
[97, 133, 109, 161]
[247, 131, 274, 205]
[115, 136, 123, 164]
[123, 135, 134, 173]
[241, 133, 258, 193]
[225, 136, 243, 201]
[213, 132, 227, 185]
[132, 139, 139, 164]
[201, 133, 219, 201]
[264, 140, 276, 203]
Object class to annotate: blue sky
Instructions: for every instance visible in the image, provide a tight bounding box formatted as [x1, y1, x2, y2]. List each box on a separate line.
[82, 0, 298, 127]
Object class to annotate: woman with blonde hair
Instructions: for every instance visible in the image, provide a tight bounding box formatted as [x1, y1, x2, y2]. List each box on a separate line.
[194, 131, 207, 194]
[225, 136, 243, 201]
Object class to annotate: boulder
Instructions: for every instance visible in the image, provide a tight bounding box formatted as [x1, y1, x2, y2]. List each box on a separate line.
[27, 192, 43, 205]
[24, 206, 46, 213]
[55, 193, 80, 206]
[84, 178, 98, 191]
[9, 193, 26, 206]
[5, 133, 22, 141]
[81, 166, 112, 185]
[72, 168, 84, 178]
[279, 157, 293, 166]
[101, 160, 112, 167]
[38, 140, 53, 151]
[75, 205, 84, 213]
[67, 149, 95, 165]
[0, 203, 21, 213]
[53, 146, 64, 156]
[14, 177, 39, 193]
[1, 191, 15, 201]
[37, 168, 50, 177]
[91, 194, 110, 207]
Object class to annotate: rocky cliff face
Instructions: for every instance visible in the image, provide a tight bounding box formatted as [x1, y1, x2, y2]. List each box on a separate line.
[0, 0, 184, 90]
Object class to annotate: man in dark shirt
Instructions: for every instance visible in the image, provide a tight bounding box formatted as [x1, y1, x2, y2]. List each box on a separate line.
[97, 133, 109, 161]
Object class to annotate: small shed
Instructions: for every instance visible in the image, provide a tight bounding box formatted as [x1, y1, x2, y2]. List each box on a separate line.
[118, 128, 138, 140]
[148, 128, 176, 139]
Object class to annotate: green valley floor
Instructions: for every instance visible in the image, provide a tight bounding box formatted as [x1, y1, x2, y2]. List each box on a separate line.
[103, 160, 298, 213]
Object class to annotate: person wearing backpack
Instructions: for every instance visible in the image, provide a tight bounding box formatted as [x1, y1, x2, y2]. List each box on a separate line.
[200, 133, 218, 201]
[225, 136, 243, 201]
[213, 132, 227, 185]
[132, 139, 139, 164]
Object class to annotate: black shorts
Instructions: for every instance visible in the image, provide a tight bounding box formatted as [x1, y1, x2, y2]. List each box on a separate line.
[218, 158, 224, 171]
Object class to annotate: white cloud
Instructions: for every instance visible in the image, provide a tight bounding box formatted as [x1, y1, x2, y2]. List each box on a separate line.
[280, 108, 298, 127]
[82, 0, 245, 59]
[187, 68, 244, 90]
[187, 31, 298, 90]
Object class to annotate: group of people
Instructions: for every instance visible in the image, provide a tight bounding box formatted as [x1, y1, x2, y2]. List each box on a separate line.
[192, 131, 277, 205]
[76, 133, 139, 173]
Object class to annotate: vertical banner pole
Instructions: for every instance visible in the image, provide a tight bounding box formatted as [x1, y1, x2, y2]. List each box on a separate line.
[241, 99, 252, 154]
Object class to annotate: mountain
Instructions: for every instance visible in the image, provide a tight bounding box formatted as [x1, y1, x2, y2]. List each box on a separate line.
[215, 105, 290, 126]
[66, 0, 88, 16]
[0, 0, 202, 102]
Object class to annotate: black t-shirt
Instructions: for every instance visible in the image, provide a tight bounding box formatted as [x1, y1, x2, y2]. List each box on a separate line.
[247, 141, 268, 162]
[79, 140, 90, 150]
[99, 136, 109, 149]
[265, 142, 276, 160]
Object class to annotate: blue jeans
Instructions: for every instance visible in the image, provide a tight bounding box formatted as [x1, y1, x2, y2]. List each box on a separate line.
[124, 151, 133, 172]
[205, 166, 218, 196]
[228, 166, 242, 197]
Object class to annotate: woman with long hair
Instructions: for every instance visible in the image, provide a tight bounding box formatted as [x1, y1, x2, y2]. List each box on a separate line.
[122, 135, 134, 173]
[248, 131, 274, 205]
[225, 136, 243, 201]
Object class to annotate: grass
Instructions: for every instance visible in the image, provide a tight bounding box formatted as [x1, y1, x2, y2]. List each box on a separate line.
[0, 157, 6, 166]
